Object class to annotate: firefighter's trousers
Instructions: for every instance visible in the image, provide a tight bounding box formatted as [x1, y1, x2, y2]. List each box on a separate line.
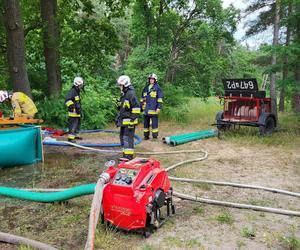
[68, 117, 81, 140]
[143, 115, 158, 139]
[120, 125, 135, 160]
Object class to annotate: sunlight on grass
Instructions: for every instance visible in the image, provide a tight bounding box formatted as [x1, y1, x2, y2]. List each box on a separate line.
[185, 97, 222, 125]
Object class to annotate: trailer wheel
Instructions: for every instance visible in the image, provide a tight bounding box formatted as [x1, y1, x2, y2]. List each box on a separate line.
[259, 115, 275, 135]
[216, 111, 230, 131]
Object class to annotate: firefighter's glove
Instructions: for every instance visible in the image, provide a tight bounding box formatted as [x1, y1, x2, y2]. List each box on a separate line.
[68, 104, 75, 112]
[75, 103, 81, 114]
[115, 115, 120, 127]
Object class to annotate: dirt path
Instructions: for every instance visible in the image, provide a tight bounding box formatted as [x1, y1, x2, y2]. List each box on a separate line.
[134, 124, 300, 250]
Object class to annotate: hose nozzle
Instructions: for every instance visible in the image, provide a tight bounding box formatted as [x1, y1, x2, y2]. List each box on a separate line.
[99, 172, 110, 184]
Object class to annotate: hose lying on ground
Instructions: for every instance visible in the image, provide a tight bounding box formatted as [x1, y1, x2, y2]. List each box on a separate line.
[1, 146, 300, 249]
[0, 184, 96, 202]
[0, 232, 57, 250]
[84, 174, 108, 250]
[173, 192, 300, 217]
[42, 129, 142, 147]
[169, 177, 300, 198]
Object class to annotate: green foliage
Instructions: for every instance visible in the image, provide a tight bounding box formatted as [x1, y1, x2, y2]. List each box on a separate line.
[215, 212, 234, 224]
[127, 0, 239, 98]
[193, 206, 205, 215]
[279, 234, 300, 250]
[36, 95, 66, 128]
[241, 226, 256, 239]
[36, 77, 117, 129]
[160, 84, 189, 122]
[1, 0, 299, 125]
[125, 45, 168, 90]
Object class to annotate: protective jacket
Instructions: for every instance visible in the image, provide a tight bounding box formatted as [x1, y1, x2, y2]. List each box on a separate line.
[116, 85, 140, 127]
[141, 83, 163, 115]
[65, 87, 81, 117]
[11, 92, 37, 117]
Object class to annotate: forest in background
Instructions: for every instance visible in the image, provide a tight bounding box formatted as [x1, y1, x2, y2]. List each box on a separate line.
[0, 0, 299, 129]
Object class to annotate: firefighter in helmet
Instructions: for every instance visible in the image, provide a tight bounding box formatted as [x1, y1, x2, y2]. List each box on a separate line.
[0, 90, 38, 118]
[116, 75, 140, 160]
[65, 77, 84, 142]
[141, 73, 163, 139]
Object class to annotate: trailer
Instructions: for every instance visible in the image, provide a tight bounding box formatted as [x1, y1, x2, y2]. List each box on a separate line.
[215, 78, 277, 135]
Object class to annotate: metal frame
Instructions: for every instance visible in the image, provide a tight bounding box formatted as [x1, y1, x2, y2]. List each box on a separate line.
[221, 96, 271, 127]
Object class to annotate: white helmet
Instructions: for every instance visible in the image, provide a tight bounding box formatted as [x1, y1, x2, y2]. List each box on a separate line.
[0, 90, 9, 103]
[148, 73, 158, 82]
[117, 75, 131, 87]
[73, 77, 84, 87]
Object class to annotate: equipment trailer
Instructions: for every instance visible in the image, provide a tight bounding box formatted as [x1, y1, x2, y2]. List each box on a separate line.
[215, 78, 276, 135]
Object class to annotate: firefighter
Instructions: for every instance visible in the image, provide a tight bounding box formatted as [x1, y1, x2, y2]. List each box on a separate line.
[141, 73, 163, 140]
[116, 75, 140, 160]
[65, 77, 84, 142]
[0, 90, 37, 118]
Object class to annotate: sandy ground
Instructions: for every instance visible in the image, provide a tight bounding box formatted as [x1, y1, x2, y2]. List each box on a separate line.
[1, 122, 299, 250]
[133, 124, 300, 250]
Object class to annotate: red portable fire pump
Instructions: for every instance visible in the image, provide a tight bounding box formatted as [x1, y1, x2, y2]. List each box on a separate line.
[101, 158, 175, 237]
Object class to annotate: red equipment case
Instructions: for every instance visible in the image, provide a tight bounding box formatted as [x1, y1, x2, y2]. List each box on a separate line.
[101, 158, 175, 237]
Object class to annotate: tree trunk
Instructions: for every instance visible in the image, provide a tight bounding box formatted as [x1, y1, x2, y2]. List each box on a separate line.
[165, 42, 178, 83]
[3, 0, 32, 97]
[292, 2, 300, 113]
[40, 0, 61, 97]
[270, 0, 280, 119]
[293, 64, 300, 113]
[279, 2, 291, 112]
[156, 0, 163, 45]
[279, 89, 285, 112]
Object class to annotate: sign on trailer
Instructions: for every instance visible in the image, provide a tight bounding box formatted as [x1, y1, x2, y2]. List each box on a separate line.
[222, 79, 258, 91]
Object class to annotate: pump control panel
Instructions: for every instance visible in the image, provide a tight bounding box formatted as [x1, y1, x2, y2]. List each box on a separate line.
[113, 168, 138, 186]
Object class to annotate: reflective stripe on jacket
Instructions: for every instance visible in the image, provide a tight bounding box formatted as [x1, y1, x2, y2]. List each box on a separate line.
[117, 85, 140, 127]
[65, 87, 81, 117]
[11, 92, 38, 117]
[141, 83, 163, 115]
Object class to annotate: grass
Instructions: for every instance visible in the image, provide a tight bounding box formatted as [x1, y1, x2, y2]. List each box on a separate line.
[279, 235, 300, 250]
[193, 182, 212, 191]
[19, 246, 34, 250]
[215, 212, 234, 225]
[94, 225, 120, 250]
[193, 206, 205, 215]
[241, 226, 256, 239]
[141, 244, 159, 250]
[236, 240, 246, 249]
[161, 97, 300, 148]
[164, 236, 203, 249]
[247, 198, 272, 207]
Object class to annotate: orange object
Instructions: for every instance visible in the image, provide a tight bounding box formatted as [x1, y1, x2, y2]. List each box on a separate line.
[0, 116, 43, 125]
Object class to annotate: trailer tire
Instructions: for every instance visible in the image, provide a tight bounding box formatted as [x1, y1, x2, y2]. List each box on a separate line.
[259, 115, 275, 136]
[216, 111, 230, 131]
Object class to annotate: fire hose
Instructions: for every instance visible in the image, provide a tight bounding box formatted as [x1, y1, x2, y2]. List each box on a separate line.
[60, 143, 300, 250]
[0, 232, 57, 250]
[1, 144, 300, 250]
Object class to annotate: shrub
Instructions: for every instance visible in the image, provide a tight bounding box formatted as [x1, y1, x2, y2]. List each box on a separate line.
[160, 84, 189, 122]
[36, 79, 118, 129]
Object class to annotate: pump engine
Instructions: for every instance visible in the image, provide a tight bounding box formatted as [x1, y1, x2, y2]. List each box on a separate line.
[101, 158, 175, 236]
